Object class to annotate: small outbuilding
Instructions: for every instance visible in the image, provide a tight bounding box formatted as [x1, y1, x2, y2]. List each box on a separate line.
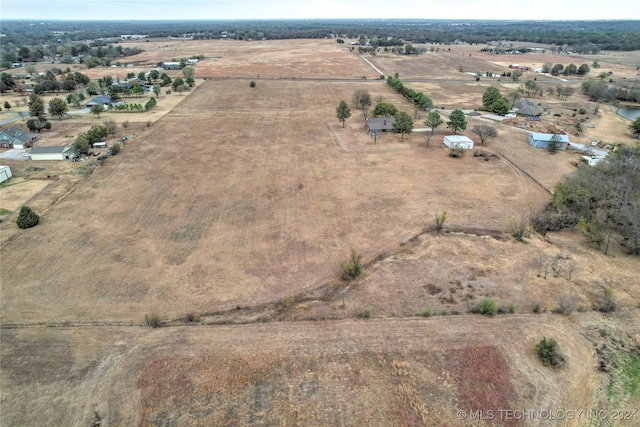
[527, 133, 570, 150]
[162, 62, 182, 70]
[444, 135, 474, 150]
[30, 146, 76, 161]
[0, 165, 12, 183]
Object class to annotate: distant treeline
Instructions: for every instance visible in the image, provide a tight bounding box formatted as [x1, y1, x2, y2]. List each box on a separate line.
[2, 19, 640, 52]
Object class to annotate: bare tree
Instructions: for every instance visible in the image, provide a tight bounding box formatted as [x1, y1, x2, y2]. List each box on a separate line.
[352, 89, 372, 110]
[511, 69, 523, 81]
[471, 124, 498, 146]
[424, 133, 432, 148]
[506, 90, 521, 107]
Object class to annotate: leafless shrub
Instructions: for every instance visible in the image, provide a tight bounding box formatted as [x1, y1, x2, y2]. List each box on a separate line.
[554, 294, 577, 315]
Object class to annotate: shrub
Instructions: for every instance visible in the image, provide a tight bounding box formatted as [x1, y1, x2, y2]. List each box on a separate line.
[250, 81, 256, 88]
[600, 285, 617, 313]
[508, 303, 516, 314]
[422, 308, 432, 317]
[283, 295, 294, 307]
[109, 142, 121, 155]
[183, 312, 198, 323]
[341, 249, 363, 281]
[554, 293, 577, 315]
[362, 307, 371, 318]
[16, 206, 39, 229]
[449, 146, 465, 158]
[435, 210, 447, 233]
[144, 313, 161, 328]
[532, 303, 542, 314]
[473, 298, 498, 316]
[579, 108, 587, 114]
[536, 337, 564, 367]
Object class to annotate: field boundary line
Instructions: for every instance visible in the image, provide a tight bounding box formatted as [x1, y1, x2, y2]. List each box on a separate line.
[495, 149, 553, 195]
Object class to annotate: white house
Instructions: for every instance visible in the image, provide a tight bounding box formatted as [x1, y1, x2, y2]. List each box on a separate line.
[444, 135, 474, 150]
[30, 146, 76, 161]
[0, 165, 12, 183]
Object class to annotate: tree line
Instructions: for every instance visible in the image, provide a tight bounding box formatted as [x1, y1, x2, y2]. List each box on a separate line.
[534, 146, 640, 255]
[2, 20, 639, 67]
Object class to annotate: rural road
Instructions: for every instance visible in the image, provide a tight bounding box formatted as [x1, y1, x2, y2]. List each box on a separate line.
[359, 55, 386, 78]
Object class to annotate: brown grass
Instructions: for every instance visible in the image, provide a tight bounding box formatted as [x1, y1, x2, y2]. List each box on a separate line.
[1, 39, 639, 427]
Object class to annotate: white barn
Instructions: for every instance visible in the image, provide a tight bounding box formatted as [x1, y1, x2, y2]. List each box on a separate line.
[30, 146, 76, 161]
[444, 135, 474, 150]
[0, 165, 12, 183]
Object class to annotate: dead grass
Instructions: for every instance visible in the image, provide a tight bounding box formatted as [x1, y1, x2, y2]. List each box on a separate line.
[1, 39, 639, 427]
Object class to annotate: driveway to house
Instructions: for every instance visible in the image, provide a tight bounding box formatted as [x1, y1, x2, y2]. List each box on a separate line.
[0, 112, 28, 126]
[0, 149, 30, 161]
[69, 107, 90, 115]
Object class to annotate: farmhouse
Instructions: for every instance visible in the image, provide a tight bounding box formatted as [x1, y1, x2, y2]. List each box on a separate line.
[364, 117, 395, 134]
[527, 133, 570, 150]
[30, 146, 76, 161]
[513, 99, 542, 118]
[444, 135, 474, 150]
[86, 95, 112, 108]
[0, 165, 12, 184]
[0, 127, 38, 149]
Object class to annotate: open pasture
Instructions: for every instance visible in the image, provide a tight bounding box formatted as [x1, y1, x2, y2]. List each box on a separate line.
[2, 38, 640, 427]
[122, 38, 377, 79]
[0, 78, 550, 324]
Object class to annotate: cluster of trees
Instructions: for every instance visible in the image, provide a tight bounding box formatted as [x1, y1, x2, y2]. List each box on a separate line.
[1, 38, 144, 69]
[631, 118, 640, 139]
[547, 62, 591, 77]
[2, 20, 639, 64]
[534, 145, 640, 255]
[1, 72, 16, 92]
[25, 94, 51, 132]
[581, 80, 640, 103]
[73, 124, 109, 155]
[386, 76, 433, 110]
[109, 103, 145, 112]
[481, 87, 510, 115]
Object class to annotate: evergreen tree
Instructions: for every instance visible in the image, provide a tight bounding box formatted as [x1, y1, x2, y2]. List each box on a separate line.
[336, 100, 351, 128]
[16, 206, 39, 229]
[447, 109, 467, 134]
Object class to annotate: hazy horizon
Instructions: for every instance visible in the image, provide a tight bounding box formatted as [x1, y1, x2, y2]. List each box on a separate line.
[1, 0, 638, 21]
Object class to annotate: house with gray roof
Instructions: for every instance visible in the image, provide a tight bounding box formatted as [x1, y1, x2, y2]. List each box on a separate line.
[0, 127, 38, 149]
[514, 99, 542, 117]
[29, 146, 76, 161]
[85, 95, 112, 108]
[364, 117, 395, 134]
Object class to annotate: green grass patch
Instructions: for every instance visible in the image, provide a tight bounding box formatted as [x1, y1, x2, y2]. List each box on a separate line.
[0, 208, 12, 216]
[608, 354, 640, 403]
[623, 356, 640, 398]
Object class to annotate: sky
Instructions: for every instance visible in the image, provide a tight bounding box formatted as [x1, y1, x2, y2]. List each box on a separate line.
[0, 0, 638, 21]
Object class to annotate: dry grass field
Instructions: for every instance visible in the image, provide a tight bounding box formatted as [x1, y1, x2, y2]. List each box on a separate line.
[1, 39, 639, 426]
